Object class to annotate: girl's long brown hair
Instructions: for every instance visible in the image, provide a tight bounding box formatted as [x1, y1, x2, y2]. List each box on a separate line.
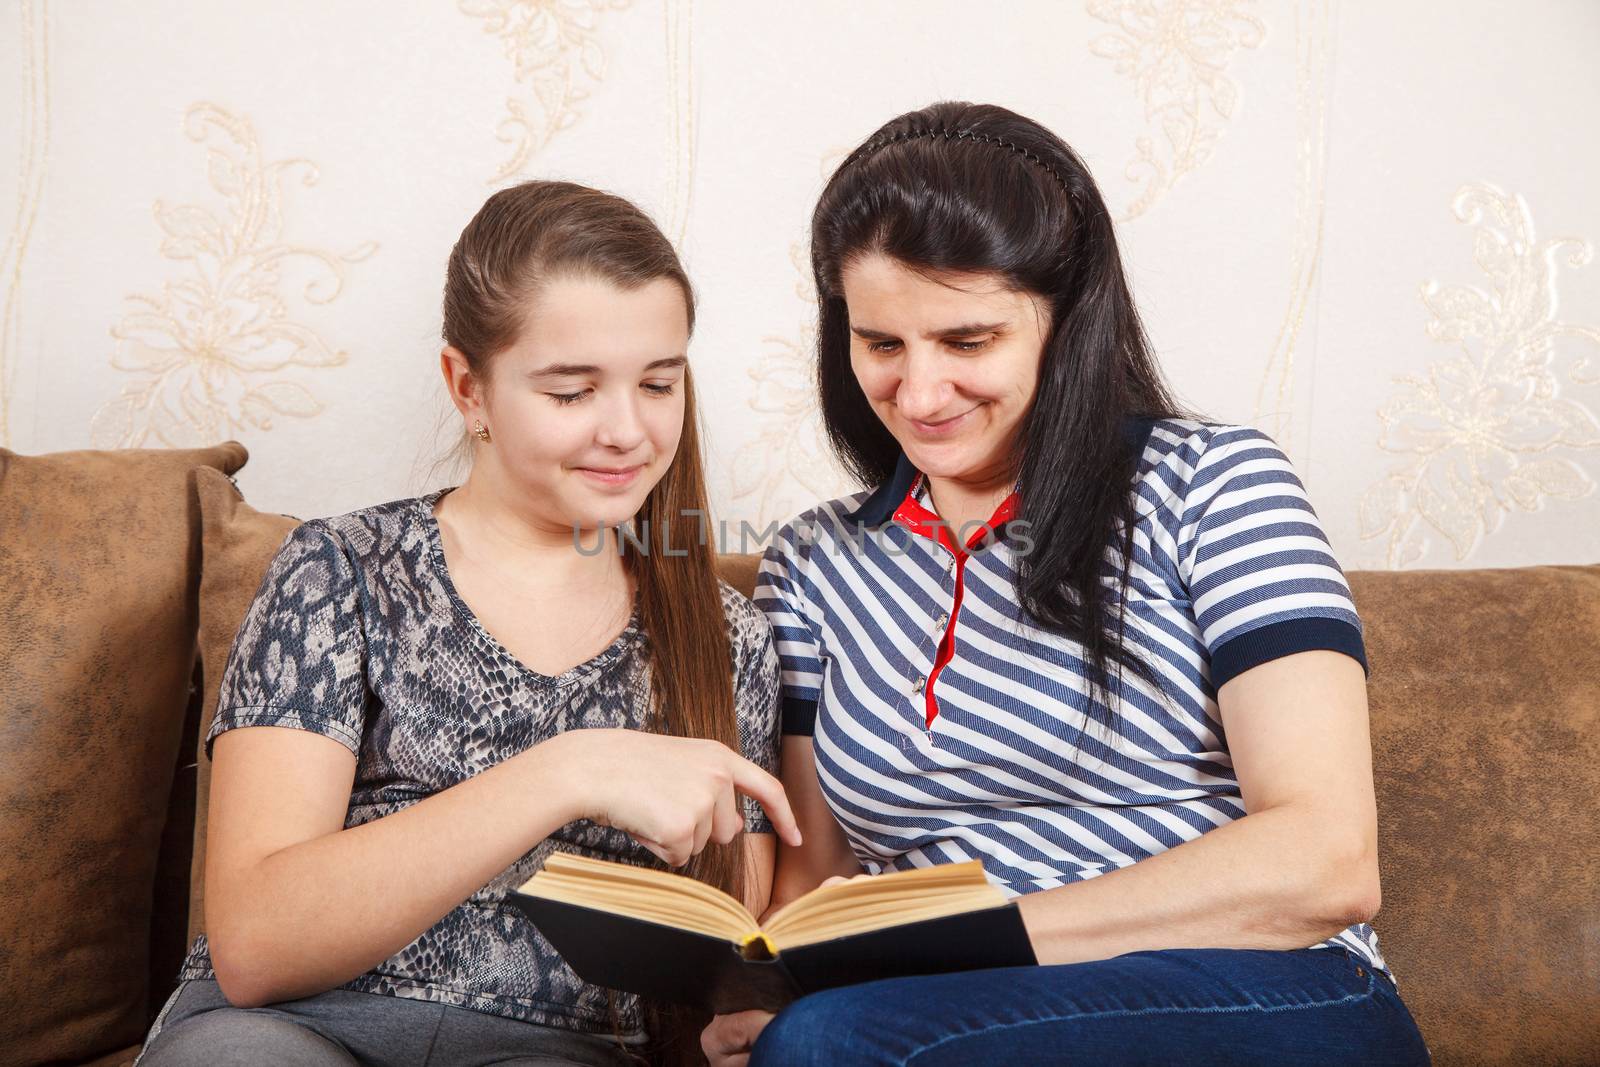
[443, 179, 743, 1065]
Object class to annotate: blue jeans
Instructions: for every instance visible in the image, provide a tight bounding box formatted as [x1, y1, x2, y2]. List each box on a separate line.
[750, 947, 1430, 1066]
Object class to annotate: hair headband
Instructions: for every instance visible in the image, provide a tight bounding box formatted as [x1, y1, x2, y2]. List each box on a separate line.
[840, 126, 1074, 198]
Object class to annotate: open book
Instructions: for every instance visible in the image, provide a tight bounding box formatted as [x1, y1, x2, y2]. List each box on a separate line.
[507, 853, 1037, 1014]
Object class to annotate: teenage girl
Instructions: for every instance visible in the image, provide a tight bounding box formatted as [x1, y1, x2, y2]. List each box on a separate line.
[136, 180, 799, 1067]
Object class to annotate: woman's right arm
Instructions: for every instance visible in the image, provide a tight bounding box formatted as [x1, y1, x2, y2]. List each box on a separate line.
[760, 735, 862, 919]
[747, 532, 863, 919]
[703, 736, 859, 1067]
[206, 726, 798, 1008]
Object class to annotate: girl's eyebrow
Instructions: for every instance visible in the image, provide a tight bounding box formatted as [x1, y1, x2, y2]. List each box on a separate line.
[526, 355, 687, 379]
[850, 321, 1008, 341]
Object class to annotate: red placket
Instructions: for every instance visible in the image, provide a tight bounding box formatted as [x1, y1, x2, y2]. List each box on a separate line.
[890, 476, 1020, 737]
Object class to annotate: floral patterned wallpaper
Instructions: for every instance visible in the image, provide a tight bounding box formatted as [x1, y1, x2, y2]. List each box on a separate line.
[3, 0, 1595, 569]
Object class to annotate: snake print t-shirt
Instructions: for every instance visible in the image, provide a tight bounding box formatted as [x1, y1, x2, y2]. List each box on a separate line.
[174, 488, 783, 1042]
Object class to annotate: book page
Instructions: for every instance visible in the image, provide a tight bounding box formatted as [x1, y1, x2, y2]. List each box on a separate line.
[763, 860, 1006, 949]
[519, 854, 1010, 953]
[518, 852, 757, 941]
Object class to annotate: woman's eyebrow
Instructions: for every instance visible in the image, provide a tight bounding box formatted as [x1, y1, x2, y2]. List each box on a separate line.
[526, 354, 686, 379]
[929, 321, 1008, 339]
[850, 321, 1008, 341]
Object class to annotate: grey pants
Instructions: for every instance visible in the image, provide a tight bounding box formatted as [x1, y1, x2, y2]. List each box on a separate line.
[133, 979, 643, 1067]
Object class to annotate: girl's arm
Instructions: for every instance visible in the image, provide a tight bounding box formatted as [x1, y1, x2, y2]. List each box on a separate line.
[760, 736, 862, 919]
[206, 726, 798, 1008]
[206, 726, 566, 1007]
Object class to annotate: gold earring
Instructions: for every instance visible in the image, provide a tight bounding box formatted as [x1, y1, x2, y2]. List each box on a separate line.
[472, 420, 491, 443]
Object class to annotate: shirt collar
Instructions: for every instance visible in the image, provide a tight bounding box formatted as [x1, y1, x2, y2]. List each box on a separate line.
[896, 472, 1021, 554]
[843, 450, 919, 528]
[844, 414, 1157, 529]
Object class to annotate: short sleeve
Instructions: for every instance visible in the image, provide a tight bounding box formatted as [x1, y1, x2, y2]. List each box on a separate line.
[1178, 426, 1368, 689]
[726, 593, 781, 834]
[205, 521, 370, 761]
[754, 527, 826, 736]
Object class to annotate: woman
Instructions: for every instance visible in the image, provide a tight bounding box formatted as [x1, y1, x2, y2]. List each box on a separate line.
[135, 180, 799, 1067]
[703, 102, 1431, 1066]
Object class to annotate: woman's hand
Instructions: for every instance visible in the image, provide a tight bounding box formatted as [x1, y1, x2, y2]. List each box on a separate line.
[817, 873, 872, 889]
[701, 1009, 776, 1067]
[541, 729, 801, 867]
[701, 873, 876, 1064]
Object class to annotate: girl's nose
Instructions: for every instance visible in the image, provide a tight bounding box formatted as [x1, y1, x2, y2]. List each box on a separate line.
[594, 391, 647, 451]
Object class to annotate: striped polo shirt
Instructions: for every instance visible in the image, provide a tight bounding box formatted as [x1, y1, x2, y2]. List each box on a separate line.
[754, 417, 1395, 988]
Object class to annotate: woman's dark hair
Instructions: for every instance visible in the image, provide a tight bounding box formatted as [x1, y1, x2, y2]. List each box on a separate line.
[811, 101, 1197, 729]
[443, 180, 740, 1066]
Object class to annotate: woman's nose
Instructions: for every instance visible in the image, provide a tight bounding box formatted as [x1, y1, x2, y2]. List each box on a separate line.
[895, 351, 953, 420]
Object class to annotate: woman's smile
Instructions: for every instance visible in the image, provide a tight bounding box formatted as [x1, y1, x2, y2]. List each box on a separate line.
[903, 403, 984, 438]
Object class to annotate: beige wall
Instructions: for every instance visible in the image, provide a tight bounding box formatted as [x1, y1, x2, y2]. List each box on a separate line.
[4, 0, 1597, 570]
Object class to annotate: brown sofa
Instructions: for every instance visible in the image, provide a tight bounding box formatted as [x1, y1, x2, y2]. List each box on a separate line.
[2, 442, 1596, 1066]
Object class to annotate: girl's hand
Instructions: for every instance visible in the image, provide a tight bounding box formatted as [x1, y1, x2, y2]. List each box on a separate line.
[543, 729, 801, 867]
[701, 1009, 775, 1067]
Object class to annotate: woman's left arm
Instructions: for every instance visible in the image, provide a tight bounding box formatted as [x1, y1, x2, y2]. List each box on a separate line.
[1017, 648, 1381, 966]
[741, 832, 778, 917]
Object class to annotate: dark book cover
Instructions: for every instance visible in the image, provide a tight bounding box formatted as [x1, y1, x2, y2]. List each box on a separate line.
[506, 891, 1038, 1014]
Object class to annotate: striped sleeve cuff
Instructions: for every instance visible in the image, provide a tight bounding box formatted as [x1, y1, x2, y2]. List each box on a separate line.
[1210, 617, 1369, 690]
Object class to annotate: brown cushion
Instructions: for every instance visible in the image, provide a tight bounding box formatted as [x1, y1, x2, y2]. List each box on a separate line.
[0, 442, 245, 1067]
[716, 552, 761, 601]
[187, 467, 300, 946]
[1353, 564, 1600, 1064]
